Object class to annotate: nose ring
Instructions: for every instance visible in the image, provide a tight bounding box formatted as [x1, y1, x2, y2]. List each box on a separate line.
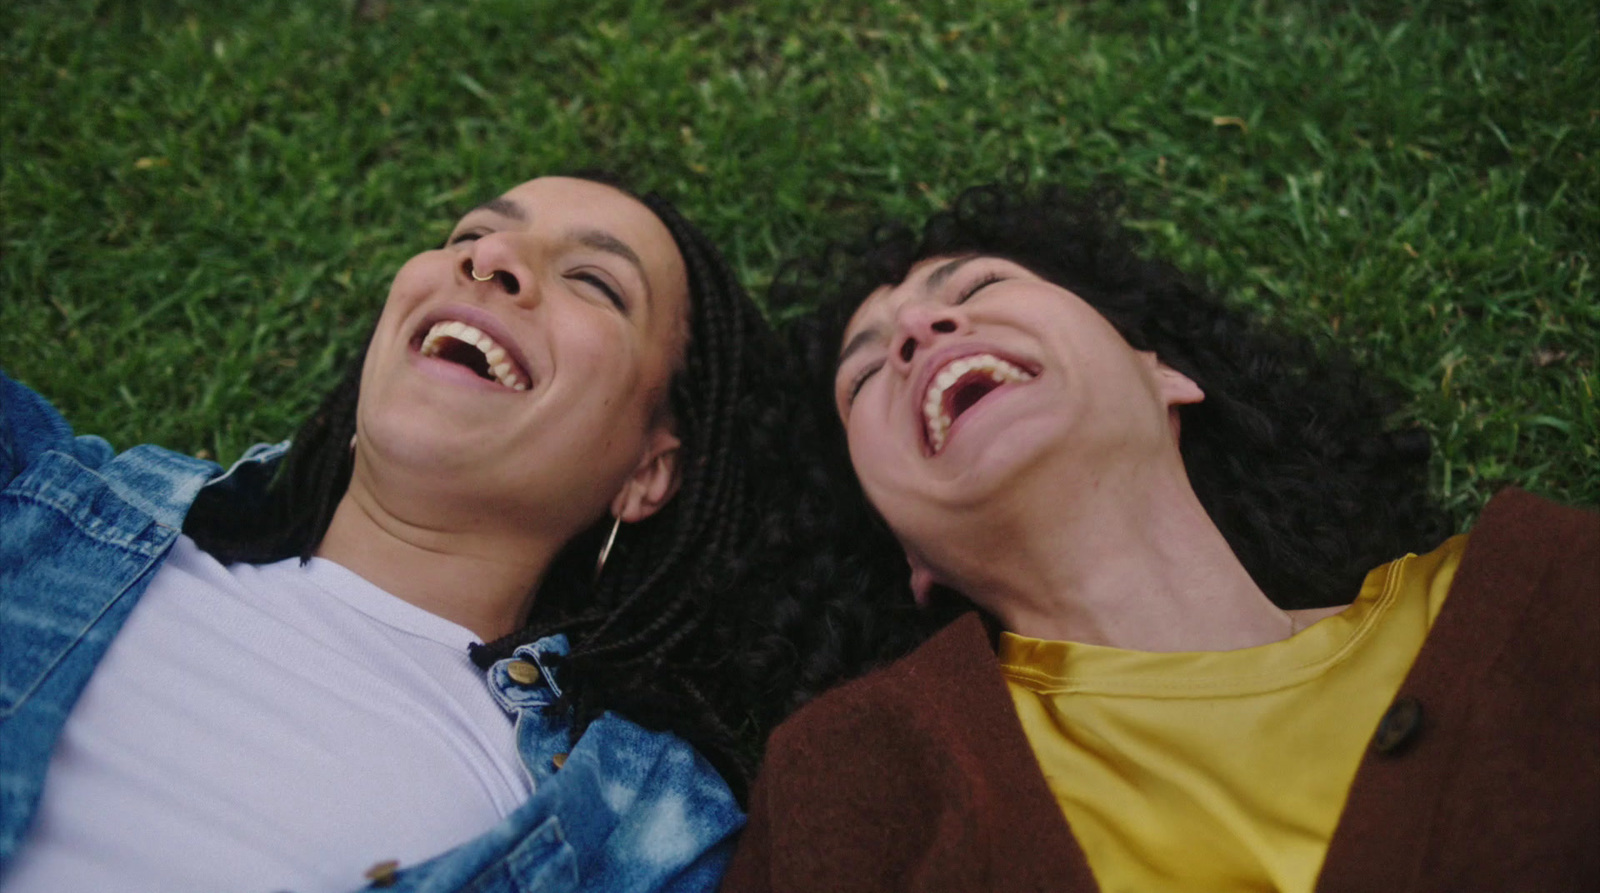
[468, 261, 495, 282]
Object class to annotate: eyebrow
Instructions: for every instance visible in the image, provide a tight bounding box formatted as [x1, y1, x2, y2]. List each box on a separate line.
[471, 196, 528, 221]
[568, 228, 645, 276]
[923, 254, 978, 294]
[836, 324, 883, 373]
[835, 255, 981, 372]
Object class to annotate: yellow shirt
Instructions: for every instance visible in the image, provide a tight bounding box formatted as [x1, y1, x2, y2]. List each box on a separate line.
[998, 536, 1467, 893]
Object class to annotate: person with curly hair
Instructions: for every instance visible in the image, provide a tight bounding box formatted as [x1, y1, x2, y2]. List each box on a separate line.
[723, 183, 1599, 892]
[1, 174, 791, 893]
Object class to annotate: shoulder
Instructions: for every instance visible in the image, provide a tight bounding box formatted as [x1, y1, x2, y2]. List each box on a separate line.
[756, 612, 1007, 806]
[0, 374, 273, 548]
[1421, 488, 1600, 694]
[767, 613, 995, 751]
[1456, 488, 1599, 605]
[554, 711, 743, 892]
[0, 371, 113, 486]
[1473, 488, 1599, 544]
[726, 613, 1079, 892]
[576, 710, 743, 816]
[1342, 489, 1600, 887]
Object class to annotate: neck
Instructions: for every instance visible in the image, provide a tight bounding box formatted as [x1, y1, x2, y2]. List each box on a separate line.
[935, 459, 1299, 652]
[315, 477, 563, 643]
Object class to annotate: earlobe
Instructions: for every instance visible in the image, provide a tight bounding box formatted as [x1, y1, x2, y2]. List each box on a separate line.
[1154, 361, 1205, 407]
[611, 428, 682, 523]
[907, 552, 938, 609]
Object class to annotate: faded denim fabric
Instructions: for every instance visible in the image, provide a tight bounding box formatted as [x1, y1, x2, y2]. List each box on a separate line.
[0, 372, 743, 892]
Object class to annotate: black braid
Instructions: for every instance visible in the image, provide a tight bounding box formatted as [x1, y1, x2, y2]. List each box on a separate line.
[185, 175, 803, 799]
[516, 193, 777, 786]
[186, 339, 367, 563]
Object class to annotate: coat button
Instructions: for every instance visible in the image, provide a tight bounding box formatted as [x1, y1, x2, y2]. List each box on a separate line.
[506, 660, 540, 686]
[1373, 696, 1425, 754]
[364, 859, 400, 888]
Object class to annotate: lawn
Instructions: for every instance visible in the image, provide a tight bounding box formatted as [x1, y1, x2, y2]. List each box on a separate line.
[3, 0, 1596, 522]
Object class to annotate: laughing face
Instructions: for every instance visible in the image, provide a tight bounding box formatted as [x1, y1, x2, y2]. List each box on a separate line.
[834, 254, 1203, 597]
[354, 176, 690, 540]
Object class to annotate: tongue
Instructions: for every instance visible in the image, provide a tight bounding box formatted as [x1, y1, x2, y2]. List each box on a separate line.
[945, 374, 1000, 423]
[437, 338, 494, 381]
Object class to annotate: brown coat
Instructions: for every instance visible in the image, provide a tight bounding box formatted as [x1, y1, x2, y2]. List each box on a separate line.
[723, 490, 1600, 892]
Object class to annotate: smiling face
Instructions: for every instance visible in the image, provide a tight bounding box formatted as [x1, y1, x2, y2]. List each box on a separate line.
[355, 176, 690, 540]
[835, 254, 1203, 590]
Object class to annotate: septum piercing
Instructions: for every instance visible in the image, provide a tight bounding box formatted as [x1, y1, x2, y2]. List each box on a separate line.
[469, 262, 495, 282]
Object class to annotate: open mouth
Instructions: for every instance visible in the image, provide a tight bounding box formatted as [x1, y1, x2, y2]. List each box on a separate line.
[417, 320, 530, 391]
[921, 353, 1034, 453]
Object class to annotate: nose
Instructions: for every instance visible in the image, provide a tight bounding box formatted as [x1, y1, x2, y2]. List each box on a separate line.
[460, 235, 530, 299]
[891, 303, 961, 368]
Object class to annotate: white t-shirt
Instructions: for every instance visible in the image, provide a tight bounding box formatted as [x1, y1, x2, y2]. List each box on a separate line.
[4, 535, 536, 893]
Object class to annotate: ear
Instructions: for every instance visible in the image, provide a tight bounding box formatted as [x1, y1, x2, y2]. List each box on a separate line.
[907, 551, 938, 609]
[610, 425, 682, 523]
[1151, 357, 1204, 408]
[1144, 355, 1203, 441]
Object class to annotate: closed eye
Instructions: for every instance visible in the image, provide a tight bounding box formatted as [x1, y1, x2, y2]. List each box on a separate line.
[957, 271, 1004, 303]
[847, 361, 883, 405]
[447, 230, 485, 247]
[571, 271, 627, 311]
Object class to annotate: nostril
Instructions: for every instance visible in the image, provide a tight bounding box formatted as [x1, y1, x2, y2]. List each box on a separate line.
[496, 271, 520, 295]
[932, 319, 956, 333]
[899, 339, 916, 362]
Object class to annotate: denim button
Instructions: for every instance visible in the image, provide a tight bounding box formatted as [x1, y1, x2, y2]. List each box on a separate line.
[1373, 696, 1424, 754]
[506, 660, 540, 685]
[363, 859, 399, 887]
[552, 752, 568, 770]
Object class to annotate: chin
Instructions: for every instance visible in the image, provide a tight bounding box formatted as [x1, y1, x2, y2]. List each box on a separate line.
[360, 412, 494, 477]
[933, 429, 1055, 497]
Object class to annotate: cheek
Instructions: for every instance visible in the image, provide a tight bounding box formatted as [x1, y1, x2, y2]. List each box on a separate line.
[846, 421, 904, 506]
[359, 263, 434, 400]
[371, 255, 437, 338]
[386, 253, 437, 303]
[553, 312, 663, 430]
[562, 313, 636, 380]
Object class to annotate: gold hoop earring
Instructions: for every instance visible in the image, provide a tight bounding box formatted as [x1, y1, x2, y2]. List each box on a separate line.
[594, 516, 622, 581]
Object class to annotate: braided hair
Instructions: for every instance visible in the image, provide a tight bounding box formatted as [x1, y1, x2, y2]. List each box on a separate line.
[186, 173, 790, 796]
[774, 182, 1452, 619]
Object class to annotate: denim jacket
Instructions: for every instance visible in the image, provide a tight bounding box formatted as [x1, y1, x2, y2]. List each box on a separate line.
[0, 372, 743, 892]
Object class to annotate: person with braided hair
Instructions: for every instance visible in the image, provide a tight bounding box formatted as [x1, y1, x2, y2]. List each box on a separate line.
[723, 182, 1599, 892]
[1, 175, 786, 893]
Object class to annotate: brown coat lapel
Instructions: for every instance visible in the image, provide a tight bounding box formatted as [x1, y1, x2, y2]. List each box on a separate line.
[724, 611, 1097, 892]
[724, 490, 1599, 892]
[1316, 489, 1600, 890]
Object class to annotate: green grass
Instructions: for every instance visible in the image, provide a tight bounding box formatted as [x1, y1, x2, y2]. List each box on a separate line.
[3, 0, 1596, 522]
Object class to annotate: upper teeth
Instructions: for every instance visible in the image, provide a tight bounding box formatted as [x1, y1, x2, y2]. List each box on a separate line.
[922, 354, 1031, 452]
[419, 320, 529, 391]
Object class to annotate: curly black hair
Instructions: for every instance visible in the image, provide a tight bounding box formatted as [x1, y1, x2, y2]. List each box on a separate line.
[772, 181, 1453, 629]
[184, 173, 804, 798]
